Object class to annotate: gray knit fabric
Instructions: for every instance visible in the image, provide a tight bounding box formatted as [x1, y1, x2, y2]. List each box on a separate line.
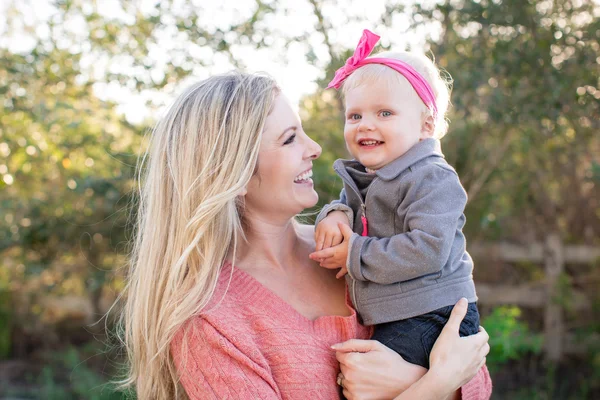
[316, 138, 477, 325]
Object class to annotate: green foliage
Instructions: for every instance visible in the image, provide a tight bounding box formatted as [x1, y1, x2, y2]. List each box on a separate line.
[1, 345, 131, 400]
[482, 306, 543, 369]
[410, 0, 600, 240]
[39, 346, 129, 400]
[0, 287, 10, 359]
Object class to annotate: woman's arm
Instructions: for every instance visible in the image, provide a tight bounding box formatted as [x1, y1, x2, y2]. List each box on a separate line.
[171, 317, 282, 400]
[333, 298, 491, 400]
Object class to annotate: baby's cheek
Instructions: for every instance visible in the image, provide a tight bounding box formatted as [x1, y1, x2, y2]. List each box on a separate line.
[343, 125, 353, 140]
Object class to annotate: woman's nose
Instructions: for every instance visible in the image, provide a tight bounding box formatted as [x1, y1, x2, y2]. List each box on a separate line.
[306, 136, 322, 160]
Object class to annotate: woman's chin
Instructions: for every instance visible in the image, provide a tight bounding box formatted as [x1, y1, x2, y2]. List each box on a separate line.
[295, 192, 319, 213]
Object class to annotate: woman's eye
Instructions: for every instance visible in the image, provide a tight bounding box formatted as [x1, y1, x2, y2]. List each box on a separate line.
[283, 133, 296, 145]
[381, 111, 392, 117]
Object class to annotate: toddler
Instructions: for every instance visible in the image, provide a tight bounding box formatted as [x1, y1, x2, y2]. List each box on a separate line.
[310, 29, 480, 369]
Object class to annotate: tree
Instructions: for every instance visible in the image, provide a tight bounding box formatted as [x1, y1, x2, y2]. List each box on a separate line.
[410, 0, 600, 242]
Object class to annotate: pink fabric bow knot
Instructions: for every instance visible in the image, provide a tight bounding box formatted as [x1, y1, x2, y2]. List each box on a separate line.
[327, 30, 380, 89]
[326, 29, 438, 117]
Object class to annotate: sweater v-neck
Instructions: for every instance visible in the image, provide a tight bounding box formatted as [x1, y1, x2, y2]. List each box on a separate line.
[213, 261, 364, 336]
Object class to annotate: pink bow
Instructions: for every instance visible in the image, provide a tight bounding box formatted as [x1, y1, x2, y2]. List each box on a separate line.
[327, 29, 380, 89]
[326, 29, 438, 116]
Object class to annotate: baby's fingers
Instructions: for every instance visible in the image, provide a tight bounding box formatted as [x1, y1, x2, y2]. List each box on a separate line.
[336, 267, 348, 279]
[310, 247, 335, 260]
[320, 257, 341, 269]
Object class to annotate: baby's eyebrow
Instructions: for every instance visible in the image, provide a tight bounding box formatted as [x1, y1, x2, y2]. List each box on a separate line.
[371, 103, 395, 109]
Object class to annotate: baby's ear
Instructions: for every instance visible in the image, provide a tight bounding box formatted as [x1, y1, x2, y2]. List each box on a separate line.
[421, 114, 435, 139]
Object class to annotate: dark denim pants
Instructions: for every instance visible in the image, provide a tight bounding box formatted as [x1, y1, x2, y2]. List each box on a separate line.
[371, 302, 480, 369]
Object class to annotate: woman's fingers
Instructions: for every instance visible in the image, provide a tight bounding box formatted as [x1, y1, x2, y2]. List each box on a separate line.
[466, 326, 490, 351]
[331, 232, 343, 247]
[342, 388, 352, 400]
[331, 339, 381, 353]
[428, 300, 491, 392]
[478, 325, 489, 341]
[335, 340, 420, 400]
[315, 232, 325, 251]
[481, 342, 490, 358]
[335, 350, 362, 366]
[443, 298, 468, 333]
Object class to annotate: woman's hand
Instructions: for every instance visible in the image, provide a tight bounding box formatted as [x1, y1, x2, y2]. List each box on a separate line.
[428, 298, 490, 393]
[331, 339, 427, 400]
[332, 298, 490, 400]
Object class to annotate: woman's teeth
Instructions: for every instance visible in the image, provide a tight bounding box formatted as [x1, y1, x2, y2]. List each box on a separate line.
[294, 169, 313, 182]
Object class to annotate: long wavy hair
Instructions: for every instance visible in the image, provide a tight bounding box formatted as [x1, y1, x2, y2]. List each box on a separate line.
[116, 72, 279, 399]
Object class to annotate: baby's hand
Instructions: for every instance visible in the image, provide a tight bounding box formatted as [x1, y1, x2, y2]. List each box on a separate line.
[310, 222, 354, 279]
[315, 211, 350, 251]
[335, 265, 348, 279]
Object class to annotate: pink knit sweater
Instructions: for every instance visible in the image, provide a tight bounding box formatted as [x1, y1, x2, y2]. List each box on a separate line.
[171, 263, 492, 399]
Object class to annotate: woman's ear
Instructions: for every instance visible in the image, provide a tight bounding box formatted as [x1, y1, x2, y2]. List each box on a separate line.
[238, 186, 248, 197]
[420, 114, 435, 139]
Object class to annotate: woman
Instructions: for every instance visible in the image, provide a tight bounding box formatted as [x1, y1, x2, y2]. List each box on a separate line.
[119, 72, 491, 399]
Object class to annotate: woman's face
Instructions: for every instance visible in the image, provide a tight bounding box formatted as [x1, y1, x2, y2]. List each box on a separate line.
[244, 93, 322, 220]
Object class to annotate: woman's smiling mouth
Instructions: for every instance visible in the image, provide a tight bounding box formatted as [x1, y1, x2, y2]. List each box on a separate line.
[294, 168, 313, 183]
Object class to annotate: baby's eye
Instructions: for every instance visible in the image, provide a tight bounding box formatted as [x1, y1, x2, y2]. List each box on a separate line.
[380, 110, 392, 117]
[348, 114, 361, 120]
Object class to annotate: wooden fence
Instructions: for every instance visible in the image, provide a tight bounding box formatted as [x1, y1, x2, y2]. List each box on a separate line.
[469, 233, 600, 361]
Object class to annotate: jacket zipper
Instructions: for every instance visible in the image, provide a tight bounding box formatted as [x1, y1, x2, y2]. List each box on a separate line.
[360, 203, 368, 236]
[336, 169, 375, 315]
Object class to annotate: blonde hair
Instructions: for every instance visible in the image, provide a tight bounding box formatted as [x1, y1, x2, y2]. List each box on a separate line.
[116, 72, 279, 399]
[341, 51, 452, 138]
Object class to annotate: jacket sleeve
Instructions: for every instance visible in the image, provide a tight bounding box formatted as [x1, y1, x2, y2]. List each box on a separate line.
[315, 188, 354, 227]
[346, 164, 467, 284]
[171, 317, 282, 400]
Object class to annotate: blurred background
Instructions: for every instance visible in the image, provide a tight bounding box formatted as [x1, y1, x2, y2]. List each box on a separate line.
[0, 0, 599, 399]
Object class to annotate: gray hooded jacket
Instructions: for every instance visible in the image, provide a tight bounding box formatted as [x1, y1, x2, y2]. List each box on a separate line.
[316, 138, 477, 325]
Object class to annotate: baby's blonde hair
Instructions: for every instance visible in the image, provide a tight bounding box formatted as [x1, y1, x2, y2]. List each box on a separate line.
[116, 71, 279, 399]
[341, 51, 452, 138]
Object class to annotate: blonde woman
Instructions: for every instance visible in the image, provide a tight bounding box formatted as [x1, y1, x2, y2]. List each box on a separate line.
[119, 72, 491, 399]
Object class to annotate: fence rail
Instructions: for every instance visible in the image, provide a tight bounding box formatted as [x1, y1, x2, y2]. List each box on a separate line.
[469, 234, 599, 361]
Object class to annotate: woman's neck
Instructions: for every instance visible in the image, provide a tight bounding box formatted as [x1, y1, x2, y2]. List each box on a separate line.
[230, 215, 308, 273]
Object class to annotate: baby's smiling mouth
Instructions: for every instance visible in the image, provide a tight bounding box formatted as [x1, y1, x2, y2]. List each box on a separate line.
[358, 139, 383, 146]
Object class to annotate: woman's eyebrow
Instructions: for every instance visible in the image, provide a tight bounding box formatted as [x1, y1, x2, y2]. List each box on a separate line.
[278, 126, 297, 140]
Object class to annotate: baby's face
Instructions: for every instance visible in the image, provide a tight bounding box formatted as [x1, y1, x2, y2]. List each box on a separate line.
[343, 76, 431, 171]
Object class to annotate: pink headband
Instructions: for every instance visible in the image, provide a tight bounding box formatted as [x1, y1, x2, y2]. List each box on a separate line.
[327, 29, 438, 116]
